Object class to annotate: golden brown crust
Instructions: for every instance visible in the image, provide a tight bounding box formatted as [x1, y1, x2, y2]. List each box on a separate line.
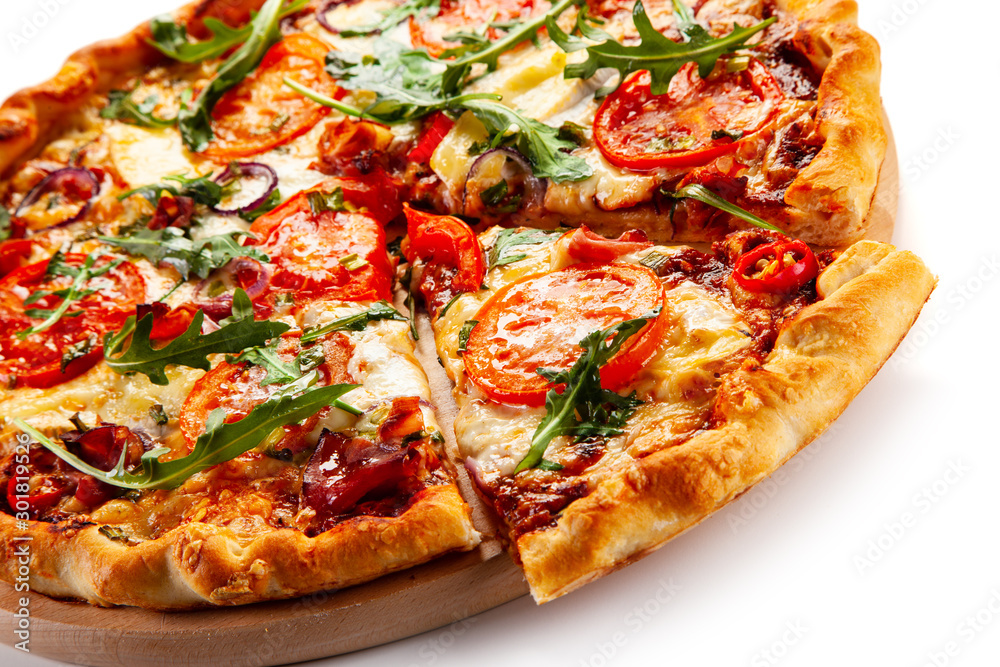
[0, 484, 478, 609]
[515, 241, 935, 602]
[0, 0, 267, 176]
[773, 0, 888, 244]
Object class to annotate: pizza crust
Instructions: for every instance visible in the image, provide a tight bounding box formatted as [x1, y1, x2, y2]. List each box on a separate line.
[0, 484, 478, 609]
[513, 241, 934, 602]
[0, 0, 267, 176]
[773, 0, 888, 245]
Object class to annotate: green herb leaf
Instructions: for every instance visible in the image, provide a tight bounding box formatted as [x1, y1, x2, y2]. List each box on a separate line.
[558, 0, 774, 97]
[663, 183, 782, 232]
[439, 0, 581, 95]
[338, 0, 440, 37]
[100, 88, 177, 128]
[177, 0, 291, 151]
[315, 41, 499, 125]
[240, 186, 281, 222]
[119, 173, 223, 207]
[711, 128, 743, 141]
[227, 344, 301, 386]
[104, 289, 289, 385]
[147, 0, 309, 63]
[14, 372, 357, 490]
[438, 293, 462, 318]
[515, 312, 655, 473]
[306, 187, 347, 214]
[487, 227, 564, 268]
[0, 206, 10, 241]
[405, 282, 420, 341]
[149, 404, 169, 426]
[98, 227, 267, 280]
[17, 251, 124, 340]
[98, 525, 132, 542]
[461, 99, 591, 183]
[60, 334, 98, 372]
[457, 319, 477, 355]
[300, 301, 407, 343]
[638, 250, 670, 273]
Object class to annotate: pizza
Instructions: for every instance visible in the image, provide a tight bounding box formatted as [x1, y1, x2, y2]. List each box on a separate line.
[0, 0, 932, 611]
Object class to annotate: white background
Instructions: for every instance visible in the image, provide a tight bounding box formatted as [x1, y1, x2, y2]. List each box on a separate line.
[1, 0, 998, 665]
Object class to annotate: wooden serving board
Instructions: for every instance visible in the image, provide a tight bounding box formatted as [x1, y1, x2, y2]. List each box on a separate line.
[0, 123, 899, 667]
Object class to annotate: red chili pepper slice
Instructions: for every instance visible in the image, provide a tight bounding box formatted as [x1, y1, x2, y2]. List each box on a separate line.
[407, 112, 455, 164]
[733, 239, 818, 293]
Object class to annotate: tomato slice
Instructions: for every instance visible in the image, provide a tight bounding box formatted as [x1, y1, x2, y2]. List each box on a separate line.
[594, 59, 784, 170]
[463, 263, 668, 406]
[402, 204, 486, 318]
[179, 334, 354, 452]
[247, 180, 395, 307]
[409, 0, 538, 57]
[0, 254, 145, 388]
[202, 33, 340, 159]
[0, 239, 34, 277]
[137, 301, 201, 342]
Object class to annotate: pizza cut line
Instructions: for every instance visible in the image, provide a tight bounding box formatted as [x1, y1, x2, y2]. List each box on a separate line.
[0, 0, 932, 609]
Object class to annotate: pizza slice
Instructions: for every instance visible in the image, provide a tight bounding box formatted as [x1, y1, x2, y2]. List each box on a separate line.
[284, 0, 886, 245]
[0, 0, 886, 250]
[403, 207, 934, 602]
[0, 181, 479, 609]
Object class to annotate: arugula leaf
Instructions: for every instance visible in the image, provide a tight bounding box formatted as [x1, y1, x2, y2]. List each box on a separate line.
[98, 227, 268, 280]
[119, 173, 223, 207]
[515, 312, 655, 473]
[554, 0, 774, 97]
[663, 183, 782, 232]
[120, 172, 276, 221]
[14, 372, 357, 490]
[104, 289, 289, 385]
[100, 88, 177, 128]
[239, 185, 281, 222]
[147, 0, 309, 63]
[487, 227, 564, 268]
[226, 336, 330, 387]
[338, 0, 440, 37]
[439, 0, 581, 95]
[177, 0, 289, 151]
[227, 344, 301, 386]
[461, 100, 591, 183]
[301, 301, 407, 343]
[287, 3, 592, 181]
[17, 251, 124, 340]
[309, 41, 497, 125]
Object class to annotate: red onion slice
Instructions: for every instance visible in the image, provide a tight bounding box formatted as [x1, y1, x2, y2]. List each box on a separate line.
[462, 148, 545, 219]
[15, 167, 100, 229]
[194, 257, 273, 321]
[315, 0, 366, 34]
[211, 162, 279, 216]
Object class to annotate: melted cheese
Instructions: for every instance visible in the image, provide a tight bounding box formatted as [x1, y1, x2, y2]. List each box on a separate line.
[105, 115, 330, 210]
[105, 125, 205, 187]
[443, 232, 753, 479]
[0, 363, 204, 455]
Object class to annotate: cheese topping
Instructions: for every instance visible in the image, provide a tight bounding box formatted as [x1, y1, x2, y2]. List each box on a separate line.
[440, 231, 753, 479]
